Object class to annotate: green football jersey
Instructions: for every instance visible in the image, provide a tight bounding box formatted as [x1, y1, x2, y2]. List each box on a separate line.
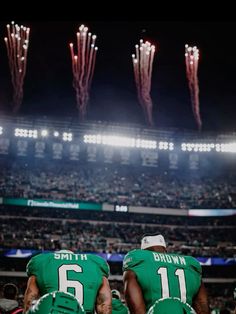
[26, 250, 109, 313]
[123, 249, 201, 311]
[112, 298, 129, 314]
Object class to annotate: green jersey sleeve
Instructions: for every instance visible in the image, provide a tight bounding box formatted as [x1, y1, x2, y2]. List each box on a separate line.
[26, 253, 45, 277]
[90, 254, 110, 277]
[123, 250, 144, 271]
[188, 256, 202, 276]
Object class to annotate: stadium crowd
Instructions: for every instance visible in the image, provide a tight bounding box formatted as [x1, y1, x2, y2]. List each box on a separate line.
[0, 213, 235, 257]
[0, 163, 236, 209]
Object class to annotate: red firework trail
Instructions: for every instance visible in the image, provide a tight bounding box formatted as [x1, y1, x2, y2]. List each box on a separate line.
[4, 21, 30, 113]
[132, 39, 156, 126]
[185, 44, 202, 131]
[69, 24, 98, 121]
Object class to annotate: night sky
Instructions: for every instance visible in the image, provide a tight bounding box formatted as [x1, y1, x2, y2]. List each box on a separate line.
[0, 21, 235, 132]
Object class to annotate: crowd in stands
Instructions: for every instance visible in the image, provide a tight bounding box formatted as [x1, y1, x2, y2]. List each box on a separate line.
[0, 163, 236, 209]
[0, 214, 235, 257]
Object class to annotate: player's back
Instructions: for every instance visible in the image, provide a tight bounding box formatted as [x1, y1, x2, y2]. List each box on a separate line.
[123, 249, 201, 310]
[26, 250, 109, 313]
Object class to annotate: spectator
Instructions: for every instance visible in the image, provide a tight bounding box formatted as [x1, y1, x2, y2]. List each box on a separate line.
[0, 283, 23, 314]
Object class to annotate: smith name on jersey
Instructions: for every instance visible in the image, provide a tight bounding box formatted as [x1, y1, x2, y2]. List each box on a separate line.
[27, 250, 109, 313]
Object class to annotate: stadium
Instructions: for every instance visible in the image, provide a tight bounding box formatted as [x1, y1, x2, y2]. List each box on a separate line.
[0, 114, 235, 312]
[0, 21, 235, 314]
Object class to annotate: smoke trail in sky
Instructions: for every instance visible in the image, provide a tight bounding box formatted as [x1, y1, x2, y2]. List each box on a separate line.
[69, 24, 98, 120]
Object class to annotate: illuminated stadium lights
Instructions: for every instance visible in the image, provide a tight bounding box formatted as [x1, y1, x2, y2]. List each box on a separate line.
[62, 132, 73, 142]
[215, 142, 236, 153]
[0, 127, 3, 135]
[158, 141, 174, 151]
[84, 134, 102, 144]
[181, 142, 236, 153]
[53, 131, 59, 137]
[181, 143, 215, 152]
[82, 136, 236, 153]
[103, 136, 135, 147]
[136, 139, 156, 149]
[83, 134, 157, 149]
[215, 144, 221, 152]
[14, 128, 38, 138]
[41, 130, 48, 137]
